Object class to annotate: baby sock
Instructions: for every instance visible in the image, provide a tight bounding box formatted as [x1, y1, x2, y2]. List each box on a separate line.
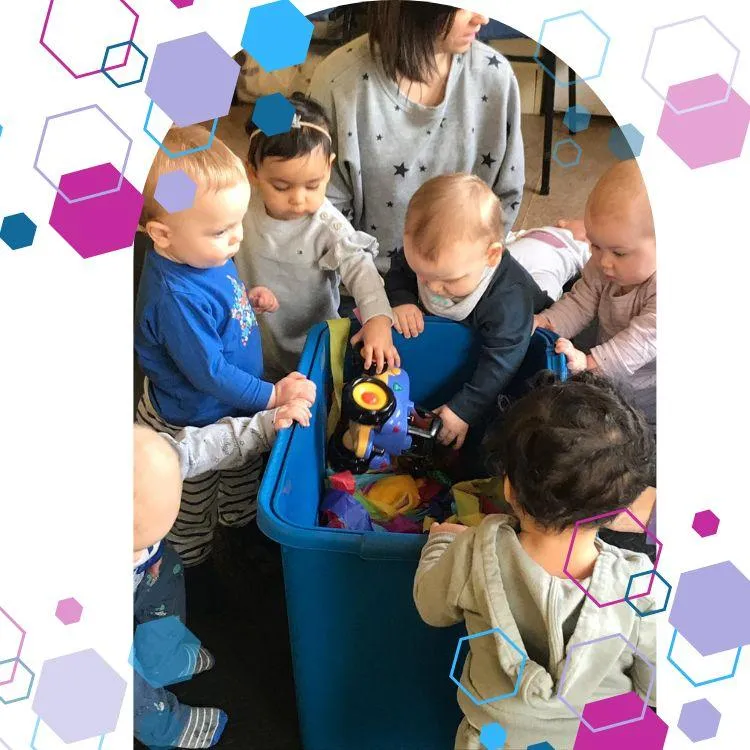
[176, 707, 228, 748]
[178, 645, 215, 680]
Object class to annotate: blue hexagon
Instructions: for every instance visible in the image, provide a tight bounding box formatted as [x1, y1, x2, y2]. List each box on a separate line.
[144, 100, 218, 158]
[480, 722, 506, 750]
[625, 570, 672, 617]
[609, 124, 644, 160]
[563, 104, 591, 133]
[535, 11, 610, 85]
[1, 213, 37, 250]
[528, 743, 555, 749]
[252, 93, 296, 136]
[0, 658, 34, 704]
[155, 170, 198, 213]
[145, 32, 239, 127]
[242, 0, 314, 73]
[101, 41, 148, 88]
[552, 138, 582, 168]
[450, 627, 527, 706]
[130, 615, 202, 688]
[667, 628, 742, 687]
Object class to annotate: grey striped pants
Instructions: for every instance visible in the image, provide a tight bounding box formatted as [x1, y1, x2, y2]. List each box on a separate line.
[136, 381, 263, 566]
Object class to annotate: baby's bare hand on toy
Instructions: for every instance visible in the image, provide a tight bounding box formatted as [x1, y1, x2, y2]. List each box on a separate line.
[533, 314, 554, 333]
[248, 286, 279, 313]
[273, 398, 312, 430]
[272, 372, 316, 408]
[555, 338, 588, 373]
[435, 405, 469, 450]
[429, 521, 469, 536]
[351, 315, 401, 373]
[392, 304, 424, 339]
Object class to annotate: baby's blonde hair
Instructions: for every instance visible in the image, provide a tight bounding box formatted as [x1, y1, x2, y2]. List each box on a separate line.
[405, 174, 503, 262]
[587, 159, 654, 238]
[141, 126, 248, 225]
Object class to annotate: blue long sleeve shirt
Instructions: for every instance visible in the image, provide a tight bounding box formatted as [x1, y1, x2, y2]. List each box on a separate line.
[135, 248, 273, 427]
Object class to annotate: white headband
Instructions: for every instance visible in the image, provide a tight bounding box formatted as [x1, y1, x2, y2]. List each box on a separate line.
[249, 112, 332, 144]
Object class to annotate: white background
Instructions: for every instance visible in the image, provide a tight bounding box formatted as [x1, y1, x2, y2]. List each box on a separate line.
[0, 0, 748, 747]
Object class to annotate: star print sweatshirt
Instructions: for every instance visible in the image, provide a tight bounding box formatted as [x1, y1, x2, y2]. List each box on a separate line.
[386, 249, 551, 426]
[308, 35, 524, 273]
[414, 515, 657, 749]
[135, 247, 273, 427]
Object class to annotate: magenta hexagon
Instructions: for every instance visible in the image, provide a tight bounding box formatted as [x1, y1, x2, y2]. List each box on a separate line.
[50, 163, 143, 259]
[40, 0, 139, 79]
[692, 509, 720, 537]
[658, 74, 749, 168]
[32, 649, 126, 743]
[55, 598, 83, 625]
[574, 693, 668, 749]
[171, 0, 194, 7]
[145, 32, 240, 127]
[0, 606, 26, 688]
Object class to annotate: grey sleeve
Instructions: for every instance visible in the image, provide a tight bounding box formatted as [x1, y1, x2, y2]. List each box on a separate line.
[164, 411, 277, 480]
[493, 71, 525, 233]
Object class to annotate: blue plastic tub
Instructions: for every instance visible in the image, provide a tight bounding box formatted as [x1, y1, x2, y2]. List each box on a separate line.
[257, 319, 565, 750]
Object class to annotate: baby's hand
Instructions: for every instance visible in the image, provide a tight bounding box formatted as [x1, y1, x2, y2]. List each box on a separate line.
[533, 314, 554, 333]
[350, 315, 401, 374]
[273, 398, 312, 430]
[429, 521, 469, 536]
[555, 338, 588, 373]
[248, 286, 279, 313]
[435, 405, 469, 450]
[392, 304, 424, 339]
[556, 218, 588, 243]
[271, 372, 316, 408]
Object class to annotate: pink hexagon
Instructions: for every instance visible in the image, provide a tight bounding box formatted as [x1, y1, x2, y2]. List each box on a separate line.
[0, 606, 26, 687]
[658, 74, 749, 168]
[49, 163, 143, 259]
[574, 692, 668, 749]
[55, 597, 83, 625]
[692, 509, 720, 537]
[171, 0, 194, 7]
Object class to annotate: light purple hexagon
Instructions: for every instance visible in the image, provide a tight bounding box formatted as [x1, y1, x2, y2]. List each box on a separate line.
[573, 692, 668, 749]
[692, 509, 720, 537]
[558, 634, 655, 732]
[657, 75, 749, 168]
[55, 598, 83, 625]
[678, 698, 721, 742]
[40, 0, 139, 79]
[32, 649, 126, 743]
[145, 32, 240, 127]
[49, 163, 143, 259]
[155, 170, 198, 214]
[668, 560, 750, 656]
[34, 104, 133, 204]
[0, 606, 26, 687]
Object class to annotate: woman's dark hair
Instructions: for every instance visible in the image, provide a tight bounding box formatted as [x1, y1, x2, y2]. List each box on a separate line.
[369, 1, 458, 83]
[245, 92, 333, 169]
[485, 372, 655, 532]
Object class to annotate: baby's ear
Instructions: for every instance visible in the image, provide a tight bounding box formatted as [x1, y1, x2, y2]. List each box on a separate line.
[146, 220, 171, 250]
[329, 152, 337, 168]
[487, 241, 504, 266]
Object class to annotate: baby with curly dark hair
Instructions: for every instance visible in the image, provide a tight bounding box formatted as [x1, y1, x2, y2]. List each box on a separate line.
[413, 373, 657, 750]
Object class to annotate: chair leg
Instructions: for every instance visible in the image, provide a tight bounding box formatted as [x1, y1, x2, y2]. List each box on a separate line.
[540, 48, 556, 197]
[568, 67, 577, 133]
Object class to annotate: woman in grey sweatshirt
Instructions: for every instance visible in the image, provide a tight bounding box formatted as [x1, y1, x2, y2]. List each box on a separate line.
[308, 2, 525, 273]
[414, 374, 658, 749]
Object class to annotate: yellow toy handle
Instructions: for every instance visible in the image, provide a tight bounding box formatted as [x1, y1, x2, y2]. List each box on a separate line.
[326, 318, 352, 440]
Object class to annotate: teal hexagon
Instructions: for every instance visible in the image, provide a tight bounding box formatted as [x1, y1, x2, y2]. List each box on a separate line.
[252, 93, 296, 136]
[552, 138, 582, 168]
[609, 124, 644, 160]
[0, 212, 37, 250]
[242, 0, 313, 73]
[480, 722, 507, 749]
[563, 104, 591, 133]
[0, 658, 34, 704]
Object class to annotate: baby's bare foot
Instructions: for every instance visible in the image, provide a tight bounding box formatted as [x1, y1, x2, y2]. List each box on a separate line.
[556, 218, 587, 242]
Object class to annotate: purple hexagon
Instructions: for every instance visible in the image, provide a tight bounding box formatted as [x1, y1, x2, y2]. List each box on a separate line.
[565, 509, 662, 607]
[32, 649, 126, 742]
[55, 597, 83, 625]
[668, 560, 750, 656]
[692, 509, 720, 537]
[171, 0, 194, 7]
[573, 693, 668, 749]
[145, 32, 240, 127]
[558, 635, 655, 732]
[40, 0, 139, 79]
[155, 170, 197, 214]
[678, 698, 721, 742]
[49, 163, 143, 259]
[658, 75, 749, 168]
[0, 606, 26, 687]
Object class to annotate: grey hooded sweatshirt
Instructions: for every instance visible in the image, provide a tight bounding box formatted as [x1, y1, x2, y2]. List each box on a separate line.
[414, 515, 657, 749]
